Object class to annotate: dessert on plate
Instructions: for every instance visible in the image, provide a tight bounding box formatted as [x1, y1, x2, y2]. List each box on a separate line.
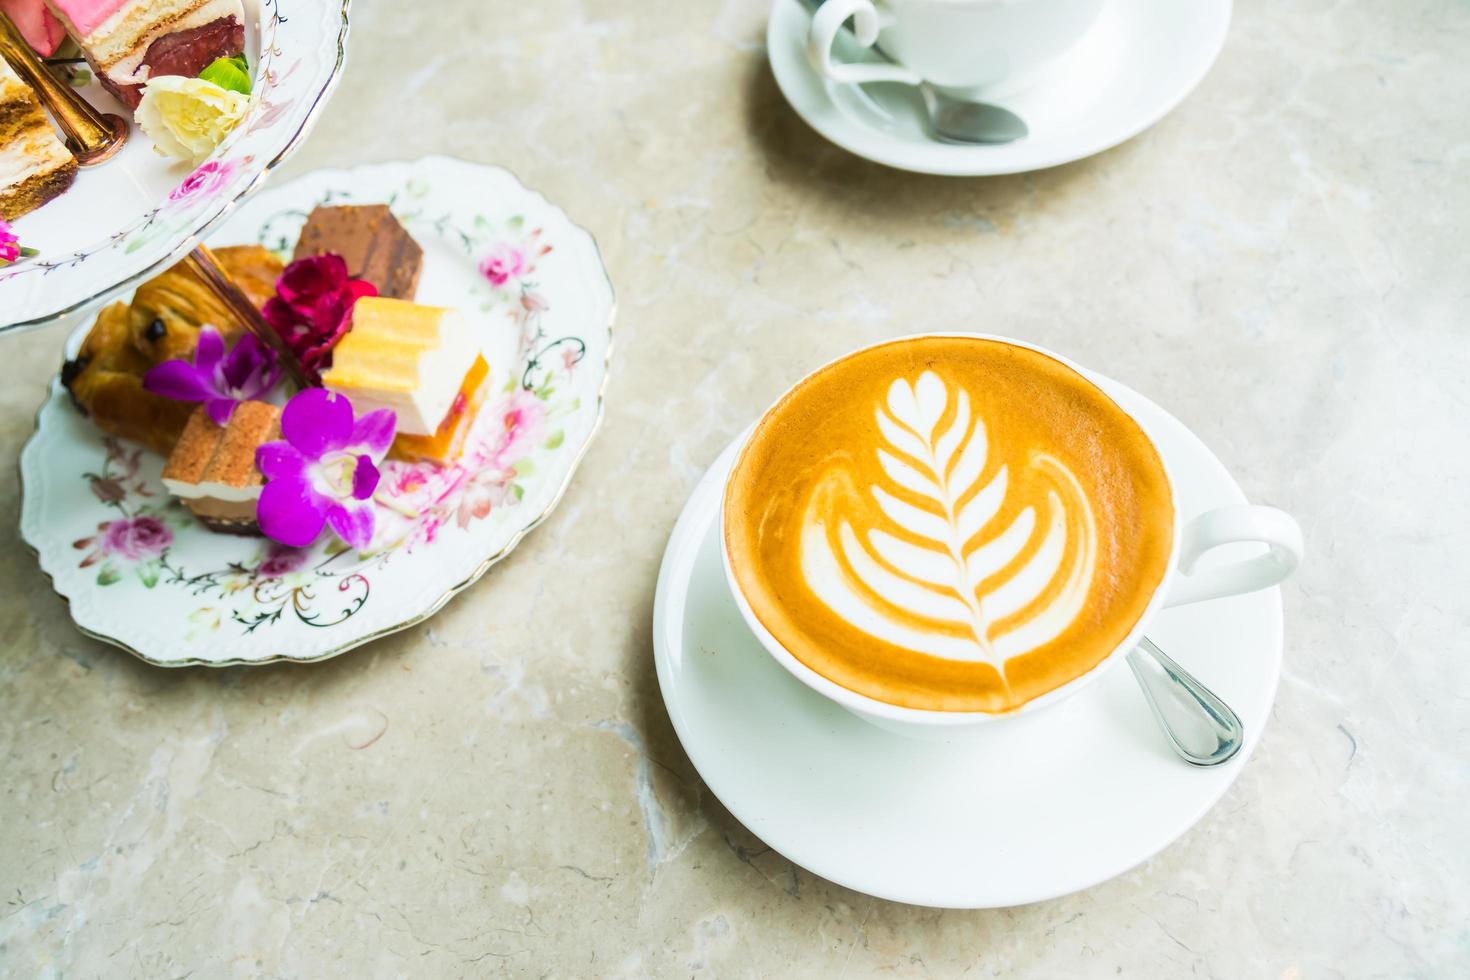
[392, 351, 489, 464]
[62, 244, 282, 453]
[62, 204, 494, 549]
[0, 0, 253, 225]
[41, 0, 246, 108]
[294, 205, 424, 300]
[161, 399, 279, 534]
[321, 297, 490, 463]
[0, 56, 78, 219]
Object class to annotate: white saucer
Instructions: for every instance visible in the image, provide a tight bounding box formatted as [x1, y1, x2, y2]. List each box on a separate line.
[653, 370, 1283, 908]
[767, 0, 1232, 176]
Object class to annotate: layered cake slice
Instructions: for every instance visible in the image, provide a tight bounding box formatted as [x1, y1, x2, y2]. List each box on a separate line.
[0, 58, 77, 219]
[321, 297, 490, 463]
[389, 351, 491, 464]
[161, 400, 280, 534]
[293, 205, 424, 300]
[43, 0, 246, 108]
[0, 0, 68, 55]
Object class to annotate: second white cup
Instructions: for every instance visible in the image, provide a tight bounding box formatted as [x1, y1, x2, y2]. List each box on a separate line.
[807, 0, 1104, 95]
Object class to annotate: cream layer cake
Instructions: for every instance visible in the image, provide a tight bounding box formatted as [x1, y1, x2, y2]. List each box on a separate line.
[162, 400, 280, 534]
[0, 58, 77, 220]
[43, 0, 245, 108]
[321, 297, 480, 438]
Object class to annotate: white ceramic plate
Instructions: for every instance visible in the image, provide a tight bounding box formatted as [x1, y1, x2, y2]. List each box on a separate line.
[1, 0, 351, 331]
[767, 0, 1232, 176]
[19, 156, 614, 666]
[653, 371, 1283, 908]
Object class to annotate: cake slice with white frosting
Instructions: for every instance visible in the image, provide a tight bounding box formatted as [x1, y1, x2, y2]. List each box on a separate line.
[321, 297, 482, 440]
[0, 57, 77, 220]
[162, 400, 281, 534]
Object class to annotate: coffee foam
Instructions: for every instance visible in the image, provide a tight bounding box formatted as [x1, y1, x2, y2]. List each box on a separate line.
[724, 337, 1174, 713]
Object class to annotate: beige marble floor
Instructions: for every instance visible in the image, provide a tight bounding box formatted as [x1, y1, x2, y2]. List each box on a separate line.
[2, 0, 1467, 976]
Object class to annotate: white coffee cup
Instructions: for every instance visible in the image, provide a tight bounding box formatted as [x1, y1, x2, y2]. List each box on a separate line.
[722, 335, 1304, 740]
[806, 0, 1104, 95]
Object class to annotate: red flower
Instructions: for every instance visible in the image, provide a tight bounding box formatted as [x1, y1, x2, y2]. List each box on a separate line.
[261, 254, 376, 380]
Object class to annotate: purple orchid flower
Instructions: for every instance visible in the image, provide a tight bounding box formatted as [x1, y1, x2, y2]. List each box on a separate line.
[0, 219, 20, 264]
[143, 325, 281, 425]
[255, 389, 396, 550]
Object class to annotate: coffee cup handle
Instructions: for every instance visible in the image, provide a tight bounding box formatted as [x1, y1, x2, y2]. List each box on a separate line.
[1162, 505, 1303, 608]
[806, 0, 924, 87]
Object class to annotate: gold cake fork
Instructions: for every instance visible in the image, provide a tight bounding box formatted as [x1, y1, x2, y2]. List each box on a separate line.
[0, 10, 127, 165]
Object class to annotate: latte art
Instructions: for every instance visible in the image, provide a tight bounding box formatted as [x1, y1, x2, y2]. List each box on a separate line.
[725, 337, 1175, 713]
[801, 372, 1098, 668]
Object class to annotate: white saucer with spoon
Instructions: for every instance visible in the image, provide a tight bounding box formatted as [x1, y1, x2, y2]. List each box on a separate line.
[653, 366, 1291, 908]
[769, 0, 1233, 175]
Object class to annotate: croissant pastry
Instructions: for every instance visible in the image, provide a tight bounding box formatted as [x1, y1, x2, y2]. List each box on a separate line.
[62, 246, 285, 456]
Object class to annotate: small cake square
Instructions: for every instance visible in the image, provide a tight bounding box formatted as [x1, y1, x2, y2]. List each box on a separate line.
[0, 58, 78, 219]
[391, 354, 491, 464]
[292, 205, 424, 300]
[320, 296, 480, 439]
[161, 401, 280, 534]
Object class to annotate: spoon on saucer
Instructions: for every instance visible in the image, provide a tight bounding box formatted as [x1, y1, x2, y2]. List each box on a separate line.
[795, 0, 1028, 145]
[1127, 638, 1243, 766]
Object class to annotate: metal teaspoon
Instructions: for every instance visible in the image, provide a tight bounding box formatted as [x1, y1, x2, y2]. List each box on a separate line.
[796, 0, 1028, 145]
[1127, 637, 1244, 766]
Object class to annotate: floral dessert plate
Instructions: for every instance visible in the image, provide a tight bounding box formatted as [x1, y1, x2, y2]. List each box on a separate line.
[19, 156, 614, 666]
[0, 0, 351, 332]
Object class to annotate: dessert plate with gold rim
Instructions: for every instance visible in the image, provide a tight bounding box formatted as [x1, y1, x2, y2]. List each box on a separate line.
[19, 156, 613, 666]
[653, 371, 1283, 908]
[1, 0, 352, 332]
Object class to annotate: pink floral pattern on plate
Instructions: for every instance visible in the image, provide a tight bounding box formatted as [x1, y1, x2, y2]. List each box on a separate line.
[168, 159, 238, 203]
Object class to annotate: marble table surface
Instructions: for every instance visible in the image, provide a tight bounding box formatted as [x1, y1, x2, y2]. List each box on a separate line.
[2, 0, 1465, 975]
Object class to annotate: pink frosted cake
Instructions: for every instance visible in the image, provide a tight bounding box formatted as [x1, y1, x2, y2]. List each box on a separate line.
[43, 0, 245, 108]
[0, 0, 67, 56]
